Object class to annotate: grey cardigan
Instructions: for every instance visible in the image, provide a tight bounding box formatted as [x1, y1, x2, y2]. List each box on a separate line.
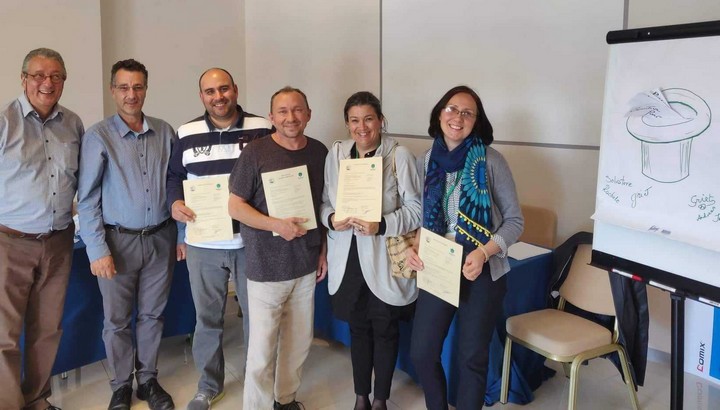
[321, 136, 422, 306]
[421, 146, 524, 281]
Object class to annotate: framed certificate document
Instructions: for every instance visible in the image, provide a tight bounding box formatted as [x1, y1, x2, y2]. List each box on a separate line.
[417, 228, 462, 307]
[183, 175, 234, 244]
[261, 165, 317, 236]
[334, 157, 383, 222]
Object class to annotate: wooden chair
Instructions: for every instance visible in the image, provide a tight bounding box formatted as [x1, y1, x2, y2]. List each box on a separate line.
[500, 244, 640, 409]
[518, 204, 557, 248]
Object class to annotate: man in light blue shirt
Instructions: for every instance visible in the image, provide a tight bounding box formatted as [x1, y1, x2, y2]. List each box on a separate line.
[0, 47, 83, 410]
[77, 59, 177, 410]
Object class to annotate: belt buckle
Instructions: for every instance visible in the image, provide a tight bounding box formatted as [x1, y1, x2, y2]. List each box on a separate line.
[140, 227, 150, 236]
[34, 231, 51, 240]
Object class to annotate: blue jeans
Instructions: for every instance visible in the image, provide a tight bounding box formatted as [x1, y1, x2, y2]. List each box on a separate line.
[186, 245, 249, 395]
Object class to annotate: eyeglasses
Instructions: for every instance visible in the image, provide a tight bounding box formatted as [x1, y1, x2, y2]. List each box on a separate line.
[113, 84, 147, 93]
[443, 105, 477, 119]
[24, 72, 66, 84]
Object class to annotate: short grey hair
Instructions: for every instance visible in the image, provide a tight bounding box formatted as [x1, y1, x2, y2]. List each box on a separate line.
[22, 48, 67, 78]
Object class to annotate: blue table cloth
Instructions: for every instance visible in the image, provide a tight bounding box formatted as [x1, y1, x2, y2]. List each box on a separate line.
[314, 251, 554, 406]
[50, 245, 196, 375]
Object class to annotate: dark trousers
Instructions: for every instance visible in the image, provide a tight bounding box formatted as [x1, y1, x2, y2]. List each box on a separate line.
[0, 225, 74, 410]
[348, 292, 401, 400]
[410, 266, 506, 410]
[334, 240, 410, 400]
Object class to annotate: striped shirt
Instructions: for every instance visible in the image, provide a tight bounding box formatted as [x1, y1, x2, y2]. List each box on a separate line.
[167, 108, 272, 249]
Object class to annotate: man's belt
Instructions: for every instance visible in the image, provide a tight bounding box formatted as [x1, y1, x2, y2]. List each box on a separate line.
[104, 218, 172, 236]
[0, 224, 61, 240]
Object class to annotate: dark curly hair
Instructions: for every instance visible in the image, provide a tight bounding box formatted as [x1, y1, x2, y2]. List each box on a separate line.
[110, 59, 148, 86]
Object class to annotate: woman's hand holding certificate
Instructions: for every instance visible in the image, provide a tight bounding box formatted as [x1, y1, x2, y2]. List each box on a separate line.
[416, 228, 463, 307]
[334, 157, 383, 222]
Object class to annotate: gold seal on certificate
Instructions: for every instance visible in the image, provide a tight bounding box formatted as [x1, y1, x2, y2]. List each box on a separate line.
[261, 165, 317, 236]
[182, 175, 234, 244]
[417, 228, 462, 307]
[334, 157, 383, 222]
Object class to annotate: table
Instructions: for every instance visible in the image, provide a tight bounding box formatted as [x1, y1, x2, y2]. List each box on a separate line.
[50, 245, 196, 375]
[314, 251, 554, 406]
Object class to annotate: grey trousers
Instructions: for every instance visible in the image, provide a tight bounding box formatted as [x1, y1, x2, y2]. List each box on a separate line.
[186, 245, 249, 395]
[98, 223, 176, 391]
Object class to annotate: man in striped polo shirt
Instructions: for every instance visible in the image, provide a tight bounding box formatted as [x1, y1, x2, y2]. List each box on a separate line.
[166, 68, 272, 410]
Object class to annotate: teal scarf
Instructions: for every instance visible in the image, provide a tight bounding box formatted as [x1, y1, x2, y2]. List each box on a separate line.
[423, 135, 492, 254]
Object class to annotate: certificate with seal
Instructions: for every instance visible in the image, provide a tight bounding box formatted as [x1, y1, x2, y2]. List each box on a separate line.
[334, 157, 383, 222]
[261, 165, 317, 236]
[183, 175, 234, 244]
[417, 228, 462, 307]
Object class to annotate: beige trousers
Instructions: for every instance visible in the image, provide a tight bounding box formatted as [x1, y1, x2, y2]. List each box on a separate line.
[243, 273, 316, 409]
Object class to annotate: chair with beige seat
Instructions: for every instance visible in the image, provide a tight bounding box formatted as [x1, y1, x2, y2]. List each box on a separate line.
[518, 204, 557, 248]
[499, 244, 640, 409]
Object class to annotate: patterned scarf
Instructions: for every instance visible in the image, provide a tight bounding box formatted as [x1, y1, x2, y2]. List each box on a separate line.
[423, 135, 492, 255]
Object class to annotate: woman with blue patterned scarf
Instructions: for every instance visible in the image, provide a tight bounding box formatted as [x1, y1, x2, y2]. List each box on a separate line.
[407, 86, 524, 410]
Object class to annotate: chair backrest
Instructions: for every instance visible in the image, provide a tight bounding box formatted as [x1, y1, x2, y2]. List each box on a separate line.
[518, 204, 557, 248]
[559, 244, 616, 316]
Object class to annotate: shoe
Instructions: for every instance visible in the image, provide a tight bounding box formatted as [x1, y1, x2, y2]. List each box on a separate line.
[108, 385, 133, 410]
[186, 391, 225, 410]
[273, 400, 305, 410]
[137, 378, 175, 410]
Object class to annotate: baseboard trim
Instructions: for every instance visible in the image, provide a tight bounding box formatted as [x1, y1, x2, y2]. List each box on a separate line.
[647, 348, 671, 364]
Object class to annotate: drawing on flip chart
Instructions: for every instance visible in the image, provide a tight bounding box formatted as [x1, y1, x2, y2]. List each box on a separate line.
[625, 88, 712, 183]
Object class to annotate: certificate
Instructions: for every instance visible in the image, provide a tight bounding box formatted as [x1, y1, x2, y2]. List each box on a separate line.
[334, 157, 383, 222]
[182, 175, 234, 244]
[261, 165, 317, 236]
[417, 228, 462, 307]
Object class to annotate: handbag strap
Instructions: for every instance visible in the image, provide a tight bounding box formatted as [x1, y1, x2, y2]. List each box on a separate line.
[389, 145, 402, 208]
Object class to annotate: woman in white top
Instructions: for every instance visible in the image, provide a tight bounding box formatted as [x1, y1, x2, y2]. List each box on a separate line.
[320, 92, 422, 410]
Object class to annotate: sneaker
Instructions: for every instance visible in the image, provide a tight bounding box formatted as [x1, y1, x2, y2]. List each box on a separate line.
[108, 385, 133, 410]
[273, 400, 305, 410]
[137, 378, 175, 410]
[186, 391, 225, 410]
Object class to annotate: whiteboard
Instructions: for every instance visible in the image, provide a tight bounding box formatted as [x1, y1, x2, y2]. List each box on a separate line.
[381, 0, 624, 145]
[593, 36, 720, 253]
[593, 23, 720, 292]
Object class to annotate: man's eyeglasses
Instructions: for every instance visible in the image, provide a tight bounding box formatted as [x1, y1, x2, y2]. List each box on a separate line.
[443, 105, 477, 119]
[113, 84, 147, 93]
[24, 72, 66, 84]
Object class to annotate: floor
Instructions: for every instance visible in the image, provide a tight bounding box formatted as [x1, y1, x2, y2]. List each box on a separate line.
[48, 305, 717, 409]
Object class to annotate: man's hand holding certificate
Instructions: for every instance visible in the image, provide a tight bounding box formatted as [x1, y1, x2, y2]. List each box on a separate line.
[416, 228, 463, 307]
[261, 165, 317, 237]
[334, 157, 383, 222]
[182, 175, 234, 244]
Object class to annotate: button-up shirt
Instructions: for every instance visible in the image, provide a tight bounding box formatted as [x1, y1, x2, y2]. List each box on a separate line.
[77, 113, 175, 261]
[0, 94, 84, 232]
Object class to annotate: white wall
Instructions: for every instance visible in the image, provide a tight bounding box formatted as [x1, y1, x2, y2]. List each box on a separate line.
[244, 0, 380, 146]
[99, 0, 246, 129]
[0, 0, 104, 126]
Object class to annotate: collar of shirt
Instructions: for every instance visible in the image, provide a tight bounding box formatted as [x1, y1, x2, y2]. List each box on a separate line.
[350, 143, 378, 159]
[18, 93, 62, 122]
[112, 113, 151, 138]
[203, 104, 246, 131]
